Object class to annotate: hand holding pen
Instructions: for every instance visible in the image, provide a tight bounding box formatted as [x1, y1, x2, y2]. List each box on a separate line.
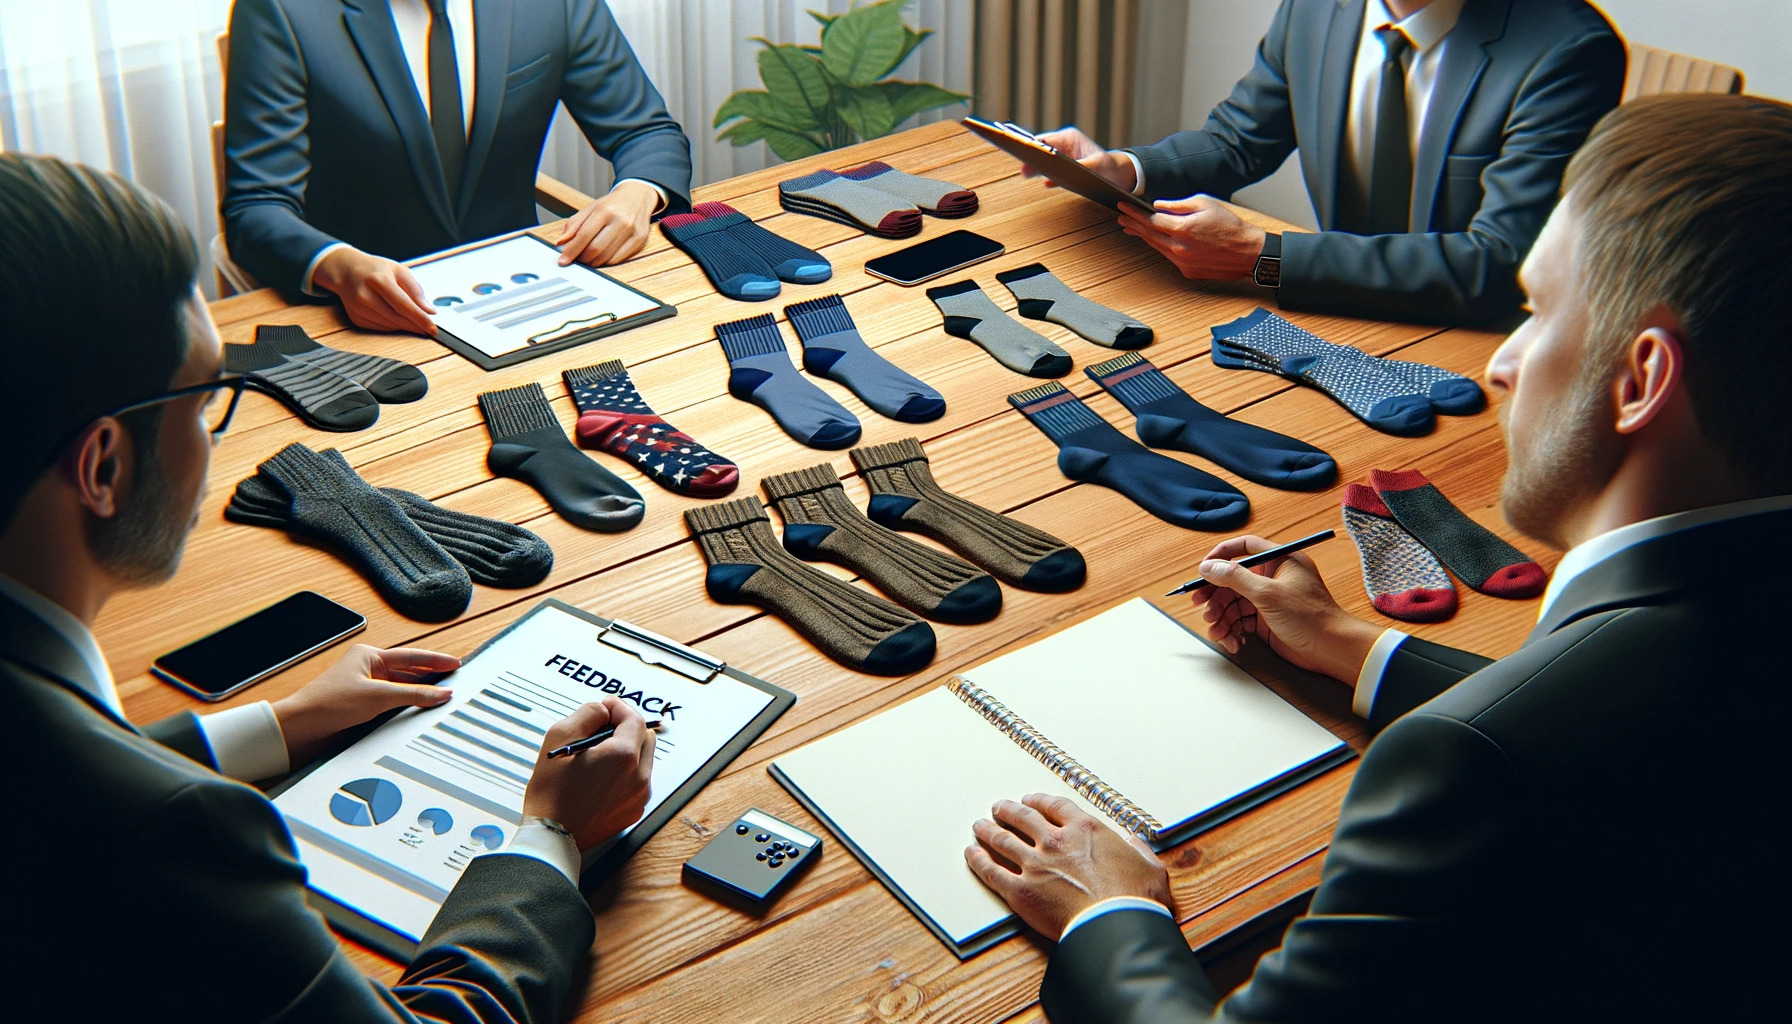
[522, 696, 659, 851]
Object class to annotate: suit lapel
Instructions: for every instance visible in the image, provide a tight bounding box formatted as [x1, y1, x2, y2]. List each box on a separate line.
[1311, 0, 1366, 229]
[341, 0, 459, 236]
[0, 593, 139, 735]
[458, 0, 515, 224]
[1410, 0, 1511, 230]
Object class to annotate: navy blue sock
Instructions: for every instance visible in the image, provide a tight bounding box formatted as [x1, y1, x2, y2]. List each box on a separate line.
[695, 202, 831, 284]
[1209, 308, 1435, 436]
[1008, 382, 1249, 531]
[660, 210, 780, 301]
[715, 314, 861, 449]
[785, 294, 945, 423]
[1086, 352, 1337, 491]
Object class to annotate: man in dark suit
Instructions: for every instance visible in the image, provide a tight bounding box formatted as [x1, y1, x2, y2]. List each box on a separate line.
[1, 152, 657, 1021]
[1035, 0, 1623, 325]
[967, 93, 1789, 1020]
[224, 0, 692, 335]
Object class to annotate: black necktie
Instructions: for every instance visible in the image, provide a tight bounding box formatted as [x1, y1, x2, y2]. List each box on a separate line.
[426, 0, 466, 201]
[1366, 26, 1414, 235]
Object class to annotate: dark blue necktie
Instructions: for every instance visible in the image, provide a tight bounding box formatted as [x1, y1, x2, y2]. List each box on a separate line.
[1366, 26, 1414, 234]
[426, 0, 466, 200]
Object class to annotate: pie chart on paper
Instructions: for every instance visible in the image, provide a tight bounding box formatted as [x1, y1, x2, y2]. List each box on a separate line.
[469, 824, 506, 850]
[417, 807, 454, 835]
[329, 777, 403, 827]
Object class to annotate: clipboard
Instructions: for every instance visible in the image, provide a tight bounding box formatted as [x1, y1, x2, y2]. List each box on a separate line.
[269, 599, 794, 960]
[407, 231, 677, 371]
[962, 116, 1156, 213]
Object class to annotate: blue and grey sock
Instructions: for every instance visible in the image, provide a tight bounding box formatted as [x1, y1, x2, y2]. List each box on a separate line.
[785, 294, 944, 423]
[715, 313, 862, 449]
[693, 202, 831, 284]
[660, 209, 781, 301]
[1209, 308, 1436, 436]
[779, 169, 922, 237]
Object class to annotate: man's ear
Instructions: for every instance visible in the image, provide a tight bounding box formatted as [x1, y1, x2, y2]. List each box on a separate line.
[1612, 326, 1685, 436]
[68, 418, 128, 519]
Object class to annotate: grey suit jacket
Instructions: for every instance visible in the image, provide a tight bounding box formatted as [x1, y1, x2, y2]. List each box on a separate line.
[224, 0, 693, 296]
[1128, 0, 1622, 325]
[1042, 507, 1786, 1021]
[1, 593, 595, 1022]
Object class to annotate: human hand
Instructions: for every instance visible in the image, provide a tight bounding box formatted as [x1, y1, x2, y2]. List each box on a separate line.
[312, 246, 437, 336]
[1025, 126, 1138, 193]
[1118, 195, 1266, 281]
[554, 180, 658, 267]
[965, 793, 1172, 940]
[1190, 535, 1383, 683]
[522, 697, 655, 852]
[272, 645, 456, 764]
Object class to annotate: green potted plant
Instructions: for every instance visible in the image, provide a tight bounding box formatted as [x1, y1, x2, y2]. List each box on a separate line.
[714, 0, 971, 161]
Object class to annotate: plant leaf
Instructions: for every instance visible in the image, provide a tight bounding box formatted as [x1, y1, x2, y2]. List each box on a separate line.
[806, 10, 840, 30]
[892, 26, 931, 70]
[754, 42, 833, 127]
[836, 85, 896, 140]
[717, 118, 769, 148]
[713, 89, 816, 132]
[872, 80, 972, 125]
[820, 1, 907, 86]
[760, 123, 827, 161]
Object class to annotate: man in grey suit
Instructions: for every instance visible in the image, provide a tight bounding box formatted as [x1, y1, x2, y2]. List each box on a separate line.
[224, 0, 692, 335]
[1, 152, 656, 1021]
[1037, 0, 1623, 325]
[967, 94, 1788, 1020]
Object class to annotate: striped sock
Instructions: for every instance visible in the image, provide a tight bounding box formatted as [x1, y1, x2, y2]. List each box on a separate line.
[1341, 483, 1458, 623]
[1209, 308, 1435, 436]
[779, 170, 922, 237]
[257, 324, 428, 402]
[691, 202, 831, 284]
[225, 335, 378, 432]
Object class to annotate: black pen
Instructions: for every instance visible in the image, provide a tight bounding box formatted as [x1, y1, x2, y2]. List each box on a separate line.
[1164, 529, 1337, 596]
[545, 718, 663, 759]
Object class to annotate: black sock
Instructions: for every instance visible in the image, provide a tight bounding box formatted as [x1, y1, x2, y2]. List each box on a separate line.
[224, 335, 378, 431]
[478, 383, 645, 532]
[257, 324, 428, 402]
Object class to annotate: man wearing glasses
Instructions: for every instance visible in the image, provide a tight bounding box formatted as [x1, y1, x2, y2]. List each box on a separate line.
[0, 152, 655, 1020]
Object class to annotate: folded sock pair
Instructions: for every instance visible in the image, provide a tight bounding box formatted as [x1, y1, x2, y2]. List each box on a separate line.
[660, 201, 830, 301]
[778, 162, 976, 237]
[224, 325, 428, 431]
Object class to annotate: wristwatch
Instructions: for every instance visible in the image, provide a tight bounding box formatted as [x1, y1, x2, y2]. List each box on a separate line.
[1252, 232, 1283, 289]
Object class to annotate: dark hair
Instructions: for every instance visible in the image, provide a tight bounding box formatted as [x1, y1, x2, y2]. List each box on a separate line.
[1562, 93, 1792, 494]
[0, 153, 198, 528]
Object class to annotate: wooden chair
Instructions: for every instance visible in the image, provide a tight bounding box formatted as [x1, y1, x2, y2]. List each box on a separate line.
[1623, 43, 1744, 102]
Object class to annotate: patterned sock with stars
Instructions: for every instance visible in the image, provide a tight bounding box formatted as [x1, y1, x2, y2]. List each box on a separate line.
[562, 361, 740, 499]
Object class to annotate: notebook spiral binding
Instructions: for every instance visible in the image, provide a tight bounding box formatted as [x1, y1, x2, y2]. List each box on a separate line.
[947, 676, 1164, 841]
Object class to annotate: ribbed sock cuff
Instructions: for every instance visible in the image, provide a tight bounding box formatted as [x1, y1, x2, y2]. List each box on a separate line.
[715, 314, 790, 361]
[661, 212, 736, 241]
[839, 160, 894, 180]
[784, 294, 855, 339]
[257, 324, 318, 353]
[1368, 468, 1431, 493]
[1008, 382, 1106, 441]
[994, 262, 1052, 287]
[1342, 482, 1397, 517]
[779, 169, 841, 193]
[685, 495, 771, 535]
[1209, 306, 1278, 343]
[562, 360, 629, 389]
[478, 383, 561, 440]
[924, 279, 982, 302]
[259, 442, 342, 496]
[692, 201, 750, 225]
[223, 337, 286, 373]
[760, 463, 843, 503]
[1086, 352, 1180, 408]
[849, 436, 929, 474]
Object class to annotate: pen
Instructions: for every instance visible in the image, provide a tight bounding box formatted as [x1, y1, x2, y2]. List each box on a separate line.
[545, 718, 663, 759]
[1164, 529, 1337, 596]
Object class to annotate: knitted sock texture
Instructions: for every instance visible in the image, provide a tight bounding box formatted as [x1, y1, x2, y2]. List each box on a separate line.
[660, 209, 781, 301]
[716, 313, 861, 449]
[1341, 484, 1458, 623]
[693, 202, 831, 284]
[225, 334, 378, 432]
[779, 169, 921, 236]
[928, 279, 1072, 378]
[1370, 469, 1547, 598]
[478, 383, 645, 532]
[786, 294, 945, 423]
[996, 264, 1152, 349]
[563, 360, 739, 498]
[1209, 308, 1435, 436]
[257, 324, 428, 403]
[838, 160, 977, 215]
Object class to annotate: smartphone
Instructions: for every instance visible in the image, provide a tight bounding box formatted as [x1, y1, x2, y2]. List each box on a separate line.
[151, 591, 366, 702]
[864, 230, 1006, 286]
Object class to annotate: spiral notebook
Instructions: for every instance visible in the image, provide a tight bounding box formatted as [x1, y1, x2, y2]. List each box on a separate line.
[769, 599, 1351, 957]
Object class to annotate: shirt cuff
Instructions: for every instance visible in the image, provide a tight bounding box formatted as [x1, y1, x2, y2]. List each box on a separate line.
[1117, 150, 1147, 196]
[488, 821, 582, 886]
[299, 242, 351, 297]
[196, 700, 291, 782]
[1352, 628, 1410, 720]
[613, 177, 668, 214]
[1060, 895, 1173, 942]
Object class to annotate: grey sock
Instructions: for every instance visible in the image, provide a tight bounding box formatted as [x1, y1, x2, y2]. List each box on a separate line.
[838, 160, 978, 215]
[779, 169, 921, 236]
[224, 336, 378, 432]
[996, 263, 1152, 349]
[926, 280, 1072, 378]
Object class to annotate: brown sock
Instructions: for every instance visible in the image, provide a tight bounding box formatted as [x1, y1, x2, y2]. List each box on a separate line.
[849, 438, 1086, 593]
[762, 464, 1001, 624]
[685, 497, 936, 675]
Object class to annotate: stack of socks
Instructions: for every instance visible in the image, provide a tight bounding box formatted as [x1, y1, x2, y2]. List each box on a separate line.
[762, 463, 1000, 624]
[779, 169, 923, 237]
[996, 264, 1152, 349]
[786, 294, 944, 422]
[659, 201, 830, 301]
[563, 360, 739, 498]
[839, 161, 978, 216]
[850, 438, 1085, 592]
[687, 496, 936, 675]
[1209, 308, 1485, 436]
[478, 383, 645, 532]
[1086, 352, 1337, 491]
[928, 280, 1072, 378]
[224, 324, 428, 431]
[716, 313, 861, 449]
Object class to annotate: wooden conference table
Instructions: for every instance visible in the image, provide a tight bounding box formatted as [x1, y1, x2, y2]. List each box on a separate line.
[104, 121, 1552, 1022]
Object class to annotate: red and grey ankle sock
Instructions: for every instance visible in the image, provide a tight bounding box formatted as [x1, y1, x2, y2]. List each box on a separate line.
[1370, 469, 1546, 598]
[1340, 484, 1458, 623]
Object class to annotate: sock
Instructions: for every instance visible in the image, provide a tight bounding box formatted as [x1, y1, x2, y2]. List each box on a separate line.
[762, 464, 1000, 624]
[255, 324, 428, 403]
[478, 383, 645, 532]
[1209, 308, 1434, 436]
[659, 209, 781, 301]
[686, 496, 936, 675]
[838, 161, 977, 216]
[1370, 469, 1547, 598]
[927, 280, 1072, 378]
[995, 264, 1152, 349]
[1214, 310, 1483, 416]
[1340, 484, 1458, 623]
[224, 336, 378, 432]
[237, 444, 471, 621]
[228, 462, 553, 588]
[716, 313, 861, 449]
[1365, 353, 1485, 415]
[1086, 352, 1337, 491]
[690, 202, 831, 284]
[850, 437, 1084, 592]
[778, 170, 922, 237]
[785, 294, 945, 423]
[1009, 382, 1250, 531]
[561, 361, 739, 498]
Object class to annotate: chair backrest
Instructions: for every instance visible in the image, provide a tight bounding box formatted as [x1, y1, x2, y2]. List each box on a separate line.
[1623, 42, 1744, 102]
[212, 32, 229, 225]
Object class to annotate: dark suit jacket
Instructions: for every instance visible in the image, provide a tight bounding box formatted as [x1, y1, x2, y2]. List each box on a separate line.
[1044, 506, 1786, 1021]
[224, 0, 693, 296]
[1128, 0, 1622, 325]
[1, 593, 595, 1022]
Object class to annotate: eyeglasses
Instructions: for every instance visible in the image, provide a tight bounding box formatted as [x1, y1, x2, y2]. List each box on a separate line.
[99, 375, 248, 446]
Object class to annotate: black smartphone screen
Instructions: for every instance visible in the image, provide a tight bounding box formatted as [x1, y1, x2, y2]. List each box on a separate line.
[864, 230, 1006, 285]
[153, 591, 365, 699]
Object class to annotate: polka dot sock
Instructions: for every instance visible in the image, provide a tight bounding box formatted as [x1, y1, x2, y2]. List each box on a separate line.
[562, 361, 739, 498]
[1209, 308, 1437, 436]
[1341, 483, 1458, 623]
